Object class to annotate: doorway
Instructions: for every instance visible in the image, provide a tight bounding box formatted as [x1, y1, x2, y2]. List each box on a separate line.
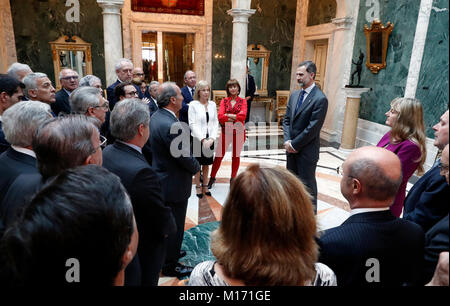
[141, 31, 195, 88]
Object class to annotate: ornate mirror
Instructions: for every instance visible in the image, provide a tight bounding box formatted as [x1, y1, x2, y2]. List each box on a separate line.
[364, 19, 394, 74]
[49, 35, 93, 90]
[247, 44, 271, 96]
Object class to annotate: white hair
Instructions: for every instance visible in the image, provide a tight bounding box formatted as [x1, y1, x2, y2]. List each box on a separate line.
[114, 58, 133, 72]
[69, 86, 103, 114]
[79, 75, 102, 87]
[58, 68, 78, 80]
[22, 72, 48, 98]
[7, 62, 32, 80]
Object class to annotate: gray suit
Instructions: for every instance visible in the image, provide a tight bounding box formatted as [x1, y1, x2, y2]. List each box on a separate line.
[150, 108, 200, 266]
[282, 85, 328, 212]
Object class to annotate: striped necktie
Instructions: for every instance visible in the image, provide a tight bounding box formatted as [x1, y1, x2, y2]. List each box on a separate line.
[295, 90, 306, 113]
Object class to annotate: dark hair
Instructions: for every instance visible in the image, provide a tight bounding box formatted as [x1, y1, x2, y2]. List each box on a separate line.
[347, 158, 403, 201]
[32, 115, 97, 179]
[114, 82, 133, 100]
[0, 74, 25, 96]
[298, 61, 317, 79]
[0, 165, 134, 286]
[225, 79, 241, 97]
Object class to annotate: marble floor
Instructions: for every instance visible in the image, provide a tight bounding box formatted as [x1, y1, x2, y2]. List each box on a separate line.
[157, 125, 414, 286]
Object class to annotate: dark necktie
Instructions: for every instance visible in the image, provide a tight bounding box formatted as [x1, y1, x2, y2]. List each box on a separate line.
[295, 90, 306, 113]
[191, 88, 195, 97]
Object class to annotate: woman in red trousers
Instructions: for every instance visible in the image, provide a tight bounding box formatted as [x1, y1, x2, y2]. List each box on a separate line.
[207, 79, 247, 188]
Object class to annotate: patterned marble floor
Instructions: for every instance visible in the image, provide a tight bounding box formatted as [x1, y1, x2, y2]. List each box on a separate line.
[157, 125, 413, 285]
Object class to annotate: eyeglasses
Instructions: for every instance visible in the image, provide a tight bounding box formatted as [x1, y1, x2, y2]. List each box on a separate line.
[125, 91, 138, 97]
[61, 76, 79, 81]
[95, 100, 110, 111]
[336, 164, 344, 176]
[439, 162, 449, 172]
[94, 135, 107, 152]
[134, 73, 144, 76]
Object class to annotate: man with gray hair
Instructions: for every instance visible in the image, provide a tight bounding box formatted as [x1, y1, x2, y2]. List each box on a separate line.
[151, 82, 200, 278]
[318, 146, 424, 286]
[103, 98, 176, 286]
[79, 74, 102, 89]
[69, 86, 109, 125]
[7, 62, 32, 82]
[148, 80, 159, 116]
[0, 115, 104, 230]
[106, 58, 143, 111]
[22, 72, 56, 106]
[0, 101, 52, 213]
[51, 68, 79, 116]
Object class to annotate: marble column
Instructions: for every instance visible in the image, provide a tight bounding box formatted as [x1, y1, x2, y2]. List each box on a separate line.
[404, 0, 433, 98]
[0, 0, 17, 72]
[340, 87, 370, 150]
[227, 0, 255, 98]
[97, 0, 124, 87]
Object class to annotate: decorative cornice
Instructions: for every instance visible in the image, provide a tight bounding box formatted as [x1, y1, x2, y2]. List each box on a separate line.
[97, 0, 124, 15]
[331, 17, 353, 30]
[227, 8, 256, 23]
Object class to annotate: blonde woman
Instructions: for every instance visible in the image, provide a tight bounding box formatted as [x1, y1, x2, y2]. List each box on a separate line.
[188, 80, 218, 198]
[377, 97, 427, 217]
[188, 164, 336, 286]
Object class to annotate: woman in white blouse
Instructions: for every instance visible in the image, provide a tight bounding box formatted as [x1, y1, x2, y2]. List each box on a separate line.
[188, 80, 218, 198]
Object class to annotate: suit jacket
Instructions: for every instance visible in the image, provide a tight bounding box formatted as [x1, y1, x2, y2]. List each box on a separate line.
[0, 121, 10, 154]
[102, 141, 177, 285]
[282, 85, 328, 163]
[188, 100, 219, 141]
[318, 210, 424, 287]
[245, 74, 256, 102]
[403, 165, 449, 232]
[150, 108, 200, 202]
[179, 86, 194, 124]
[148, 97, 159, 117]
[0, 148, 38, 207]
[423, 214, 449, 284]
[51, 89, 71, 116]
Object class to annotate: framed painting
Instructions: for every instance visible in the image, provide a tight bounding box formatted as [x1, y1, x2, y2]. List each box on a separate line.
[131, 0, 205, 16]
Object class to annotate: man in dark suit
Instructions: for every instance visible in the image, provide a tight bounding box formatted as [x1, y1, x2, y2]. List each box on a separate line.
[0, 101, 52, 208]
[422, 144, 449, 284]
[106, 58, 143, 111]
[282, 61, 328, 212]
[179, 70, 196, 124]
[403, 110, 449, 232]
[245, 66, 256, 123]
[151, 82, 200, 278]
[318, 146, 424, 287]
[148, 81, 160, 116]
[0, 74, 26, 153]
[103, 98, 176, 286]
[51, 68, 79, 116]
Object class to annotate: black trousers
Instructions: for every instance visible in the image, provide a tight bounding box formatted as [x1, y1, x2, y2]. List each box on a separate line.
[286, 153, 318, 214]
[164, 199, 189, 267]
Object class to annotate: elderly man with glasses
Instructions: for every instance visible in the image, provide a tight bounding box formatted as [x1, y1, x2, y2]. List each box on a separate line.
[69, 86, 109, 127]
[51, 68, 79, 116]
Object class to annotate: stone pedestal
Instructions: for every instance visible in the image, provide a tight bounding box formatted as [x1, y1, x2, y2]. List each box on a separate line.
[97, 0, 124, 87]
[340, 87, 370, 150]
[227, 1, 255, 98]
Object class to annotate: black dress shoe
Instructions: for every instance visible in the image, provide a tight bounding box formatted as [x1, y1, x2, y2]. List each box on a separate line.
[162, 263, 194, 278]
[207, 177, 216, 189]
[179, 250, 187, 258]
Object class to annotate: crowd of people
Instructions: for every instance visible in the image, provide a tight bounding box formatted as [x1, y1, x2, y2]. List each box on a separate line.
[0, 59, 448, 287]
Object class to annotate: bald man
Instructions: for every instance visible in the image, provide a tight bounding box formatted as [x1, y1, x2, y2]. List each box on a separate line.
[318, 146, 424, 287]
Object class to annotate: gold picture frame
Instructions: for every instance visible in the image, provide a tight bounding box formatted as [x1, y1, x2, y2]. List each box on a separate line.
[364, 19, 394, 74]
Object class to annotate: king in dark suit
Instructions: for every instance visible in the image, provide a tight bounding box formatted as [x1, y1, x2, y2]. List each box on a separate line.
[151, 82, 200, 278]
[318, 147, 424, 287]
[102, 98, 176, 286]
[283, 61, 328, 212]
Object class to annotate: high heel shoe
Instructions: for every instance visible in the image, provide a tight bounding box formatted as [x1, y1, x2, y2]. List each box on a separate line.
[195, 186, 203, 198]
[207, 177, 216, 189]
[202, 184, 211, 196]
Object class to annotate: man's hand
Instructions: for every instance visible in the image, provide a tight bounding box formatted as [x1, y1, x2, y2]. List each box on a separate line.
[142, 97, 150, 104]
[427, 252, 449, 286]
[284, 140, 297, 153]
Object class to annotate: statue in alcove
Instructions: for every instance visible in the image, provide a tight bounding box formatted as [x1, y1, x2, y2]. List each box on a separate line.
[59, 52, 67, 67]
[348, 50, 364, 87]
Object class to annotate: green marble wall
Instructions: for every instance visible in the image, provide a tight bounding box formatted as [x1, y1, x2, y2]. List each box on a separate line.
[211, 0, 297, 96]
[10, 0, 105, 86]
[353, 0, 449, 137]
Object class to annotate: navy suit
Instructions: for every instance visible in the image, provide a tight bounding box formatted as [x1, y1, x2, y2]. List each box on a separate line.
[148, 97, 159, 117]
[0, 121, 10, 154]
[150, 108, 200, 267]
[51, 89, 71, 116]
[179, 86, 194, 124]
[318, 210, 424, 287]
[0, 148, 38, 208]
[245, 74, 256, 123]
[423, 214, 449, 284]
[403, 165, 449, 232]
[282, 85, 328, 212]
[103, 141, 176, 286]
